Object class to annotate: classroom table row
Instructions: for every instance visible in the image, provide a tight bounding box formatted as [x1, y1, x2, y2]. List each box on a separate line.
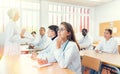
[0, 54, 75, 74]
[19, 45, 120, 74]
[80, 50, 120, 71]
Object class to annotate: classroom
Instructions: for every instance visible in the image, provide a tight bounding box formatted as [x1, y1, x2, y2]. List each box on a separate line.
[0, 0, 120, 74]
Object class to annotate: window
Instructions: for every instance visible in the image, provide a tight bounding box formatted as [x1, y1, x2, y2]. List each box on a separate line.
[48, 3, 91, 33]
[0, 0, 40, 33]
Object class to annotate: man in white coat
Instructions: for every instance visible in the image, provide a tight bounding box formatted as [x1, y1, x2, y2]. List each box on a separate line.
[79, 28, 93, 50]
[29, 27, 51, 51]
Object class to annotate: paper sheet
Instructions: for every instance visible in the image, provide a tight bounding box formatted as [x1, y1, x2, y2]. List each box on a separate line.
[33, 61, 52, 68]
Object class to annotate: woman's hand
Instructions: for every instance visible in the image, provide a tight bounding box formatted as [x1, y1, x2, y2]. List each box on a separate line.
[95, 50, 99, 53]
[20, 29, 26, 38]
[37, 58, 48, 65]
[31, 52, 38, 60]
[29, 44, 34, 49]
[56, 37, 62, 49]
[95, 50, 102, 53]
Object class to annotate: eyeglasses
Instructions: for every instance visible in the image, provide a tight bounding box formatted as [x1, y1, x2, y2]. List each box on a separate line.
[58, 28, 66, 31]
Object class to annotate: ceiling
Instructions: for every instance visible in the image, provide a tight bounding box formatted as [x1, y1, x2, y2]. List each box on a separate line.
[46, 0, 114, 7]
[22, 0, 114, 7]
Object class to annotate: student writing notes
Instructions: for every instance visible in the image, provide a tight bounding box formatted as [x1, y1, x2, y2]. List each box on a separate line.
[37, 22, 82, 74]
[29, 27, 51, 51]
[31, 25, 58, 60]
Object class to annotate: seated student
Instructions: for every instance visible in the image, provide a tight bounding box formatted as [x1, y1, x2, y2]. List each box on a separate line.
[31, 25, 58, 59]
[79, 28, 93, 50]
[26, 31, 37, 43]
[20, 29, 37, 44]
[95, 29, 118, 54]
[31, 31, 36, 39]
[90, 29, 119, 74]
[90, 29, 118, 74]
[36, 22, 82, 74]
[29, 27, 51, 51]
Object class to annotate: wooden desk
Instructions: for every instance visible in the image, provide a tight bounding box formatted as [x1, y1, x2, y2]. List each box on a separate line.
[80, 50, 120, 68]
[20, 45, 41, 54]
[0, 54, 75, 74]
[20, 45, 30, 54]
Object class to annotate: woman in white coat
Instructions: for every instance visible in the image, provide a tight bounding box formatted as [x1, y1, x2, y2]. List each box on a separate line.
[4, 8, 24, 56]
[37, 22, 82, 74]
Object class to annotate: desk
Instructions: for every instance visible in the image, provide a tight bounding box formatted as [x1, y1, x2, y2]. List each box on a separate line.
[20, 45, 30, 54]
[80, 50, 120, 68]
[20, 45, 41, 54]
[0, 54, 75, 74]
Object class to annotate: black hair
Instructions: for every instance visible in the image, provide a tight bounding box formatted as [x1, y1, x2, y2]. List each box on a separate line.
[82, 28, 88, 33]
[105, 29, 112, 35]
[31, 31, 36, 34]
[48, 25, 58, 37]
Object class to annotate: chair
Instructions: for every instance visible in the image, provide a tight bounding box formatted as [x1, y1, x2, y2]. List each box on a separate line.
[81, 56, 102, 74]
[118, 45, 120, 54]
[102, 64, 120, 74]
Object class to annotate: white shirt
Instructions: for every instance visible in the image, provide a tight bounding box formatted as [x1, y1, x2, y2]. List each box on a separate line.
[20, 32, 35, 44]
[31, 34, 41, 45]
[4, 20, 21, 56]
[33, 34, 52, 50]
[37, 38, 57, 60]
[95, 37, 118, 54]
[47, 40, 82, 74]
[79, 35, 93, 50]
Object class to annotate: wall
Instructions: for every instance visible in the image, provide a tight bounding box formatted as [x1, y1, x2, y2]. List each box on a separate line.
[94, 0, 120, 41]
[40, 1, 95, 40]
[40, 0, 49, 29]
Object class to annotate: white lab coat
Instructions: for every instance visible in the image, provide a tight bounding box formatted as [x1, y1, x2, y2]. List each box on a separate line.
[20, 32, 35, 44]
[33, 34, 52, 50]
[47, 40, 82, 74]
[95, 37, 118, 54]
[37, 37, 57, 60]
[79, 35, 93, 50]
[4, 20, 21, 56]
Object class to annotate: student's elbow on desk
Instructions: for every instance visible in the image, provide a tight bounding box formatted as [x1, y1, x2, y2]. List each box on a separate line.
[59, 63, 68, 68]
[59, 65, 67, 68]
